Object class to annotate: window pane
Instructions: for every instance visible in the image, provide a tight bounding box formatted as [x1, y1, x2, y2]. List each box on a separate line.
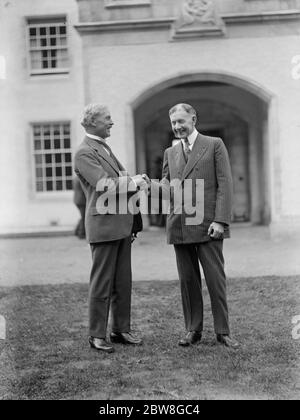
[63, 124, 70, 134]
[33, 125, 41, 136]
[59, 26, 66, 35]
[40, 38, 47, 47]
[54, 139, 61, 149]
[29, 28, 36, 36]
[31, 51, 42, 63]
[40, 27, 46, 36]
[32, 60, 41, 69]
[56, 167, 62, 177]
[46, 168, 52, 177]
[66, 180, 73, 190]
[30, 39, 38, 48]
[54, 154, 61, 163]
[55, 49, 68, 67]
[59, 37, 67, 46]
[64, 138, 70, 149]
[56, 49, 67, 60]
[31, 60, 41, 69]
[46, 181, 53, 191]
[65, 166, 72, 176]
[43, 125, 50, 136]
[50, 27, 56, 35]
[35, 155, 43, 165]
[56, 180, 63, 191]
[45, 154, 52, 164]
[44, 140, 51, 150]
[55, 154, 61, 163]
[34, 140, 41, 150]
[65, 153, 72, 163]
[53, 125, 60, 136]
[42, 60, 49, 69]
[36, 168, 43, 178]
[36, 181, 44, 192]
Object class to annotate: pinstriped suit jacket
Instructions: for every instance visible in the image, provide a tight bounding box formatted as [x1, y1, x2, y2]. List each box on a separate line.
[162, 133, 233, 244]
[74, 137, 142, 243]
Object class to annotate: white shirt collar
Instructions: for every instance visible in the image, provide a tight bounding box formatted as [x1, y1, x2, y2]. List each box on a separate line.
[85, 132, 110, 155]
[181, 129, 198, 149]
[85, 132, 106, 143]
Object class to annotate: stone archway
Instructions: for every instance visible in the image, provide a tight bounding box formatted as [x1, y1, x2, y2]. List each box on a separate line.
[132, 72, 274, 226]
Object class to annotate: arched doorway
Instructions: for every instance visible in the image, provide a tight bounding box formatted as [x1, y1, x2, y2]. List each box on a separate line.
[132, 73, 273, 226]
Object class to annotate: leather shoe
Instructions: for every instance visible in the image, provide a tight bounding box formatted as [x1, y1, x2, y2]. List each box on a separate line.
[217, 334, 240, 349]
[89, 336, 115, 353]
[110, 332, 143, 345]
[179, 331, 202, 346]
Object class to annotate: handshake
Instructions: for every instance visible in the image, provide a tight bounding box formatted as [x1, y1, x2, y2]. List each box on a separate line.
[131, 174, 151, 192]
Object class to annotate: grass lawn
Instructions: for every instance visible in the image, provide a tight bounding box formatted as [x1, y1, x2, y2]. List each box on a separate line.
[0, 276, 299, 400]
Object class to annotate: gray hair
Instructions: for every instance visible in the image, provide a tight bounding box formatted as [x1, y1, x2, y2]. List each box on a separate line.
[81, 103, 107, 128]
[169, 103, 197, 117]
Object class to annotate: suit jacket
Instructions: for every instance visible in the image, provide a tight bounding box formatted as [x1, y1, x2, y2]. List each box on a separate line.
[74, 136, 142, 244]
[162, 133, 233, 244]
[73, 176, 86, 207]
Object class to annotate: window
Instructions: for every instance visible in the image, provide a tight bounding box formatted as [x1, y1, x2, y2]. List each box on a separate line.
[27, 17, 69, 75]
[32, 123, 73, 192]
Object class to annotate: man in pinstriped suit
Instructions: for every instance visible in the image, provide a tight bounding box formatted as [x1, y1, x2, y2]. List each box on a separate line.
[74, 104, 146, 353]
[162, 103, 239, 348]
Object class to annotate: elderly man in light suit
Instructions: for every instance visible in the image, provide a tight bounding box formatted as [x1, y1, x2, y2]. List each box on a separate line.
[158, 103, 239, 348]
[74, 104, 147, 353]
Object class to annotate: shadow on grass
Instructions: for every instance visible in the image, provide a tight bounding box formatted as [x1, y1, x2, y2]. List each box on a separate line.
[0, 276, 300, 400]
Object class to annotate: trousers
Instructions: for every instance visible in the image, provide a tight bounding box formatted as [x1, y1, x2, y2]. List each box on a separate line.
[174, 239, 230, 335]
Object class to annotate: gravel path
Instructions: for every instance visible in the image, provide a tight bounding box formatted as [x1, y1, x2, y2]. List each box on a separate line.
[0, 227, 299, 287]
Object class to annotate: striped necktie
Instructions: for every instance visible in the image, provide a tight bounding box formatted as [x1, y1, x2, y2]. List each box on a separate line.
[183, 138, 191, 162]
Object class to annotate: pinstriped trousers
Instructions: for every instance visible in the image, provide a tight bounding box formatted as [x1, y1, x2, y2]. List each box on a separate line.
[174, 240, 230, 335]
[89, 237, 132, 338]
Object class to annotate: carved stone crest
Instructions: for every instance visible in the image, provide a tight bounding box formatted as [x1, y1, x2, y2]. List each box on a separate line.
[172, 0, 226, 40]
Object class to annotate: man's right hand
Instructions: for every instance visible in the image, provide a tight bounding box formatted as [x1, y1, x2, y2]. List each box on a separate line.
[131, 174, 148, 191]
[142, 174, 151, 186]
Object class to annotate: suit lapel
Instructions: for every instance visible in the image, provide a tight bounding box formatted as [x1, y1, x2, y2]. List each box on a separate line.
[84, 137, 121, 175]
[182, 134, 208, 180]
[112, 155, 126, 172]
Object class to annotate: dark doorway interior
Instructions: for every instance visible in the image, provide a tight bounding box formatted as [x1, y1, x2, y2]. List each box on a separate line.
[201, 129, 224, 139]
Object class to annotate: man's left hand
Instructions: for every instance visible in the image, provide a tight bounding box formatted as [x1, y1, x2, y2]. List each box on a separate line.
[131, 233, 138, 243]
[208, 222, 224, 239]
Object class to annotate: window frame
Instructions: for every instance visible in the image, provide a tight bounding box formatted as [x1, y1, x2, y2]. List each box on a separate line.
[26, 15, 69, 76]
[30, 121, 74, 197]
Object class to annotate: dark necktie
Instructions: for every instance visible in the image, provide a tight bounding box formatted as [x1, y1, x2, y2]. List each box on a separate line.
[183, 138, 191, 162]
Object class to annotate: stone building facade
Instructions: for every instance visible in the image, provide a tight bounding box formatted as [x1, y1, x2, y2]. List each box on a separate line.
[0, 0, 84, 234]
[1, 0, 300, 236]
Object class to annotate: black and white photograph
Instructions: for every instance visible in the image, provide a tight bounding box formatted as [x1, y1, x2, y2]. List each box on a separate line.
[0, 0, 299, 402]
